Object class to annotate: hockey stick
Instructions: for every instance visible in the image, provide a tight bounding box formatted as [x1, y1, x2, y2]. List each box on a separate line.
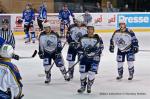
[65, 40, 101, 74]
[139, 50, 150, 52]
[38, 42, 67, 77]
[19, 50, 37, 59]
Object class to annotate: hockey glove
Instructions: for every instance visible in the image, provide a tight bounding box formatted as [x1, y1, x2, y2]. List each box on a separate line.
[17, 19, 23, 24]
[85, 45, 93, 54]
[133, 47, 139, 54]
[12, 54, 20, 60]
[55, 53, 61, 59]
[38, 52, 44, 59]
[70, 42, 78, 49]
[78, 51, 84, 60]
[109, 46, 114, 53]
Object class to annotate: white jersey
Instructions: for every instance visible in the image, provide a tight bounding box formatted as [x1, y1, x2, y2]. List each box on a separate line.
[0, 63, 22, 99]
[39, 32, 60, 54]
[70, 26, 87, 42]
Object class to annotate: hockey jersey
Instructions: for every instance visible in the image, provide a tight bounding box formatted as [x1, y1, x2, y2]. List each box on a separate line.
[37, 5, 47, 20]
[39, 31, 62, 54]
[78, 34, 104, 58]
[58, 9, 74, 21]
[0, 61, 22, 99]
[67, 26, 87, 44]
[110, 28, 139, 52]
[22, 9, 35, 24]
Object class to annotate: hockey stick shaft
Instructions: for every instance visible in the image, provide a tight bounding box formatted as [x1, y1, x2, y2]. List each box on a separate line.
[139, 50, 150, 52]
[47, 41, 67, 72]
[19, 50, 37, 59]
[66, 41, 101, 74]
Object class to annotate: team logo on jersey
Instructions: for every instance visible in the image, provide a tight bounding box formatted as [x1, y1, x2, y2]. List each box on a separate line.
[113, 32, 132, 51]
[43, 35, 58, 53]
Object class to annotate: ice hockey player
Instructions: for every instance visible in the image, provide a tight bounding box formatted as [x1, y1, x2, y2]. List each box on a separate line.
[0, 37, 23, 99]
[77, 24, 104, 93]
[19, 3, 36, 43]
[58, 4, 75, 37]
[37, 1, 47, 32]
[38, 22, 70, 84]
[66, 17, 87, 79]
[109, 19, 139, 80]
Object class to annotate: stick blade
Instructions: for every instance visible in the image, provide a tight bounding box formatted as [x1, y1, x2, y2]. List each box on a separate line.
[32, 50, 37, 57]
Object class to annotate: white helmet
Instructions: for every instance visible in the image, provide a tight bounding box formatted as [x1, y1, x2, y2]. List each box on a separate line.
[0, 44, 14, 58]
[76, 15, 84, 23]
[118, 16, 126, 24]
[87, 23, 94, 29]
[43, 22, 51, 28]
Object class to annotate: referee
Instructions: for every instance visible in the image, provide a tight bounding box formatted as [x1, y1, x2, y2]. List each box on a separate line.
[0, 18, 15, 49]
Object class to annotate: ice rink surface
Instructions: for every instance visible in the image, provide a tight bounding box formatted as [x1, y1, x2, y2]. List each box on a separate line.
[12, 32, 150, 99]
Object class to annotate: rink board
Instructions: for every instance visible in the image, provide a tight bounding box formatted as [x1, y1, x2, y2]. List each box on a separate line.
[0, 12, 150, 35]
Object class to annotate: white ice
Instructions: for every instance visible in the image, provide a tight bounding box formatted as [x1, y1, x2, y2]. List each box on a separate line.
[12, 33, 150, 99]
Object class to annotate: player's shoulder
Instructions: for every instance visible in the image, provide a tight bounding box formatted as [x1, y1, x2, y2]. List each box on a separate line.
[71, 26, 77, 31]
[93, 34, 99, 38]
[126, 28, 134, 33]
[0, 61, 18, 72]
[51, 31, 60, 37]
[114, 29, 120, 33]
[69, 24, 76, 30]
[81, 26, 87, 30]
[39, 31, 46, 36]
[0, 61, 22, 80]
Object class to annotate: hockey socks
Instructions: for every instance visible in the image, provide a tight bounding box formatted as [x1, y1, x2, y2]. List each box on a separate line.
[59, 67, 70, 81]
[77, 78, 87, 93]
[87, 79, 94, 93]
[45, 71, 51, 84]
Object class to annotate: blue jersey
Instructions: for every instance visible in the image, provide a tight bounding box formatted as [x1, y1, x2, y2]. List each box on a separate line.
[22, 9, 35, 23]
[37, 5, 47, 20]
[58, 9, 74, 21]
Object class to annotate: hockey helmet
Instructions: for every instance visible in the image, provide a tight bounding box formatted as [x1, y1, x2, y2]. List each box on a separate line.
[0, 44, 14, 58]
[76, 15, 84, 24]
[43, 22, 51, 28]
[87, 23, 94, 29]
[118, 16, 126, 25]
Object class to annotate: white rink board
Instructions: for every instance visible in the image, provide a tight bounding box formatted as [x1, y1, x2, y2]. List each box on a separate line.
[1, 12, 150, 34]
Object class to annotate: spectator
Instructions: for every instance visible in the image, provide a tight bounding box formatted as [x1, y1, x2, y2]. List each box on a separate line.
[95, 2, 102, 12]
[0, 1, 6, 13]
[106, 1, 114, 12]
[120, 4, 131, 12]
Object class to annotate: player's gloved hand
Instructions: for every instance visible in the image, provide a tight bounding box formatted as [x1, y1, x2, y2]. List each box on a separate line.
[55, 53, 61, 59]
[14, 94, 24, 99]
[17, 19, 23, 24]
[73, 17, 75, 21]
[70, 42, 78, 48]
[85, 45, 93, 54]
[133, 47, 139, 54]
[87, 52, 95, 57]
[78, 51, 84, 60]
[38, 52, 44, 59]
[109, 46, 114, 53]
[12, 54, 20, 60]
